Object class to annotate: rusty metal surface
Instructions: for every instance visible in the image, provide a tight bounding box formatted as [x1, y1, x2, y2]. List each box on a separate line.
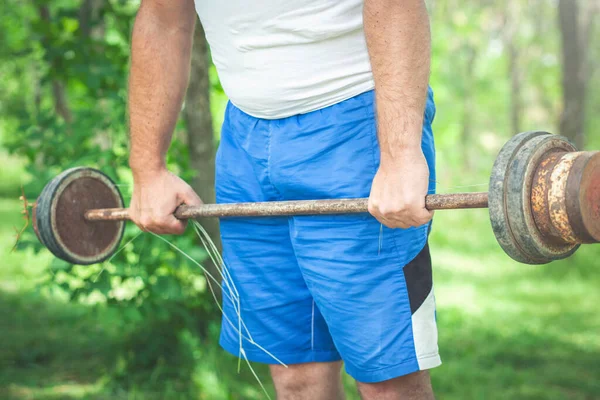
[86, 193, 489, 222]
[489, 131, 552, 264]
[548, 152, 580, 244]
[85, 208, 130, 221]
[178, 198, 370, 218]
[35, 167, 70, 258]
[55, 176, 123, 258]
[425, 192, 488, 210]
[530, 151, 566, 243]
[505, 134, 578, 264]
[566, 151, 600, 243]
[35, 168, 125, 265]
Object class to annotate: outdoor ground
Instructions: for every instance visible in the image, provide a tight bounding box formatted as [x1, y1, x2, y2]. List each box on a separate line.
[1, 190, 599, 399]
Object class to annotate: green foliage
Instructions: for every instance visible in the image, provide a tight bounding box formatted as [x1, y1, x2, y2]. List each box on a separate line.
[0, 0, 599, 398]
[1, 0, 220, 384]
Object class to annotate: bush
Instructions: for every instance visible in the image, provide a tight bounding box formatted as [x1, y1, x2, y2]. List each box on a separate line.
[4, 0, 219, 383]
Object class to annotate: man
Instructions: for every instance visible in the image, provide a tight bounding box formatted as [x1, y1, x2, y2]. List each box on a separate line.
[128, 0, 438, 398]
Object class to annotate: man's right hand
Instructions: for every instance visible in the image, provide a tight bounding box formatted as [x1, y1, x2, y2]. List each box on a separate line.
[129, 168, 203, 235]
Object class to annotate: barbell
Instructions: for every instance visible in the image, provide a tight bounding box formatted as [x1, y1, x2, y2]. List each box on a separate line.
[32, 131, 599, 266]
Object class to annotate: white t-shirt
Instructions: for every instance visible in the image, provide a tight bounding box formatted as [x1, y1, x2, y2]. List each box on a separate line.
[194, 0, 375, 119]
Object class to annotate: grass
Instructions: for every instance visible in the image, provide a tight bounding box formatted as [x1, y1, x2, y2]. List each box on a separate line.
[430, 209, 600, 399]
[1, 189, 599, 399]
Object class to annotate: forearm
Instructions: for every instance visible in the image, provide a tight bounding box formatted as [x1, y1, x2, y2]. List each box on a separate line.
[364, 0, 431, 163]
[128, 0, 196, 175]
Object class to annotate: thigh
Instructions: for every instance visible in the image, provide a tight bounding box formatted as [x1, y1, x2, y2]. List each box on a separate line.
[290, 217, 440, 382]
[272, 89, 440, 382]
[219, 216, 334, 364]
[216, 103, 340, 365]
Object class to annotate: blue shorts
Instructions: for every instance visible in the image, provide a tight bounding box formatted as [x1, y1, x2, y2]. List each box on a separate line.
[216, 89, 440, 383]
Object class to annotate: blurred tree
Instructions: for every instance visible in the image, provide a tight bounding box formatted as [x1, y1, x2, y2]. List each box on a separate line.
[183, 20, 221, 295]
[1, 0, 598, 395]
[78, 0, 104, 38]
[460, 42, 477, 170]
[38, 4, 73, 124]
[3, 0, 218, 384]
[503, 0, 523, 134]
[558, 0, 596, 148]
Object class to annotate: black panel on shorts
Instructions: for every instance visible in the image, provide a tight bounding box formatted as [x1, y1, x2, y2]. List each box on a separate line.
[403, 243, 433, 315]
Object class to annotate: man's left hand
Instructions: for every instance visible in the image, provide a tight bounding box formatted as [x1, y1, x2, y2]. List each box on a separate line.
[368, 148, 433, 229]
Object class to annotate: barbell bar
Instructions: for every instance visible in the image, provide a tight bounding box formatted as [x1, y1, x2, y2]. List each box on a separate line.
[32, 131, 600, 266]
[85, 192, 490, 222]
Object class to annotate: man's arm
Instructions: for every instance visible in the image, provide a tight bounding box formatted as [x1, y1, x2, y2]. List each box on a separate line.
[128, 0, 202, 234]
[364, 0, 433, 229]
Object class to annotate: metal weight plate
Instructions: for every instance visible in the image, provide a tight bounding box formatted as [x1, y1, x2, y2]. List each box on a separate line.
[505, 134, 579, 263]
[34, 167, 125, 265]
[565, 151, 600, 243]
[489, 131, 550, 264]
[34, 172, 68, 258]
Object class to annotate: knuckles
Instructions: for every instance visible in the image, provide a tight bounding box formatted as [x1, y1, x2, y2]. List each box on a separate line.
[129, 188, 191, 235]
[367, 203, 378, 216]
[379, 206, 406, 218]
[133, 214, 186, 235]
[369, 200, 433, 229]
[138, 216, 152, 228]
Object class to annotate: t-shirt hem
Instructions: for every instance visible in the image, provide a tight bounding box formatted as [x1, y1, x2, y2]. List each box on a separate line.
[230, 80, 376, 120]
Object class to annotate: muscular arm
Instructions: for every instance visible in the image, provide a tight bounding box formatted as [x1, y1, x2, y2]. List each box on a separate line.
[128, 0, 202, 234]
[364, 0, 433, 228]
[129, 0, 196, 172]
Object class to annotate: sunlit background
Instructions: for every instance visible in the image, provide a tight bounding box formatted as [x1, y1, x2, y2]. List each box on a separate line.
[1, 0, 599, 399]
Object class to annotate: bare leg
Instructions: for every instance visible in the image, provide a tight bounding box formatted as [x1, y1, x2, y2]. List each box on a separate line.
[356, 370, 435, 400]
[270, 361, 345, 400]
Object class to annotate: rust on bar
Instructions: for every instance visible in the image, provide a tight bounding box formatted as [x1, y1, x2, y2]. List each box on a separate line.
[175, 198, 368, 218]
[425, 192, 488, 210]
[85, 192, 489, 221]
[86, 208, 130, 221]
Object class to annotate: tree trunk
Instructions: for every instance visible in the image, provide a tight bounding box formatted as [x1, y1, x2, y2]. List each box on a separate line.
[51, 80, 73, 123]
[558, 0, 591, 149]
[503, 1, 522, 135]
[507, 43, 522, 134]
[38, 5, 73, 124]
[461, 45, 476, 169]
[78, 0, 105, 39]
[38, 0, 106, 125]
[183, 21, 222, 293]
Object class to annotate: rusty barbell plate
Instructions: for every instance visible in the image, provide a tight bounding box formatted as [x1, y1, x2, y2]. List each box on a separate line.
[531, 152, 568, 243]
[505, 135, 579, 263]
[547, 152, 583, 244]
[565, 151, 600, 243]
[34, 167, 125, 265]
[35, 171, 68, 258]
[489, 131, 550, 264]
